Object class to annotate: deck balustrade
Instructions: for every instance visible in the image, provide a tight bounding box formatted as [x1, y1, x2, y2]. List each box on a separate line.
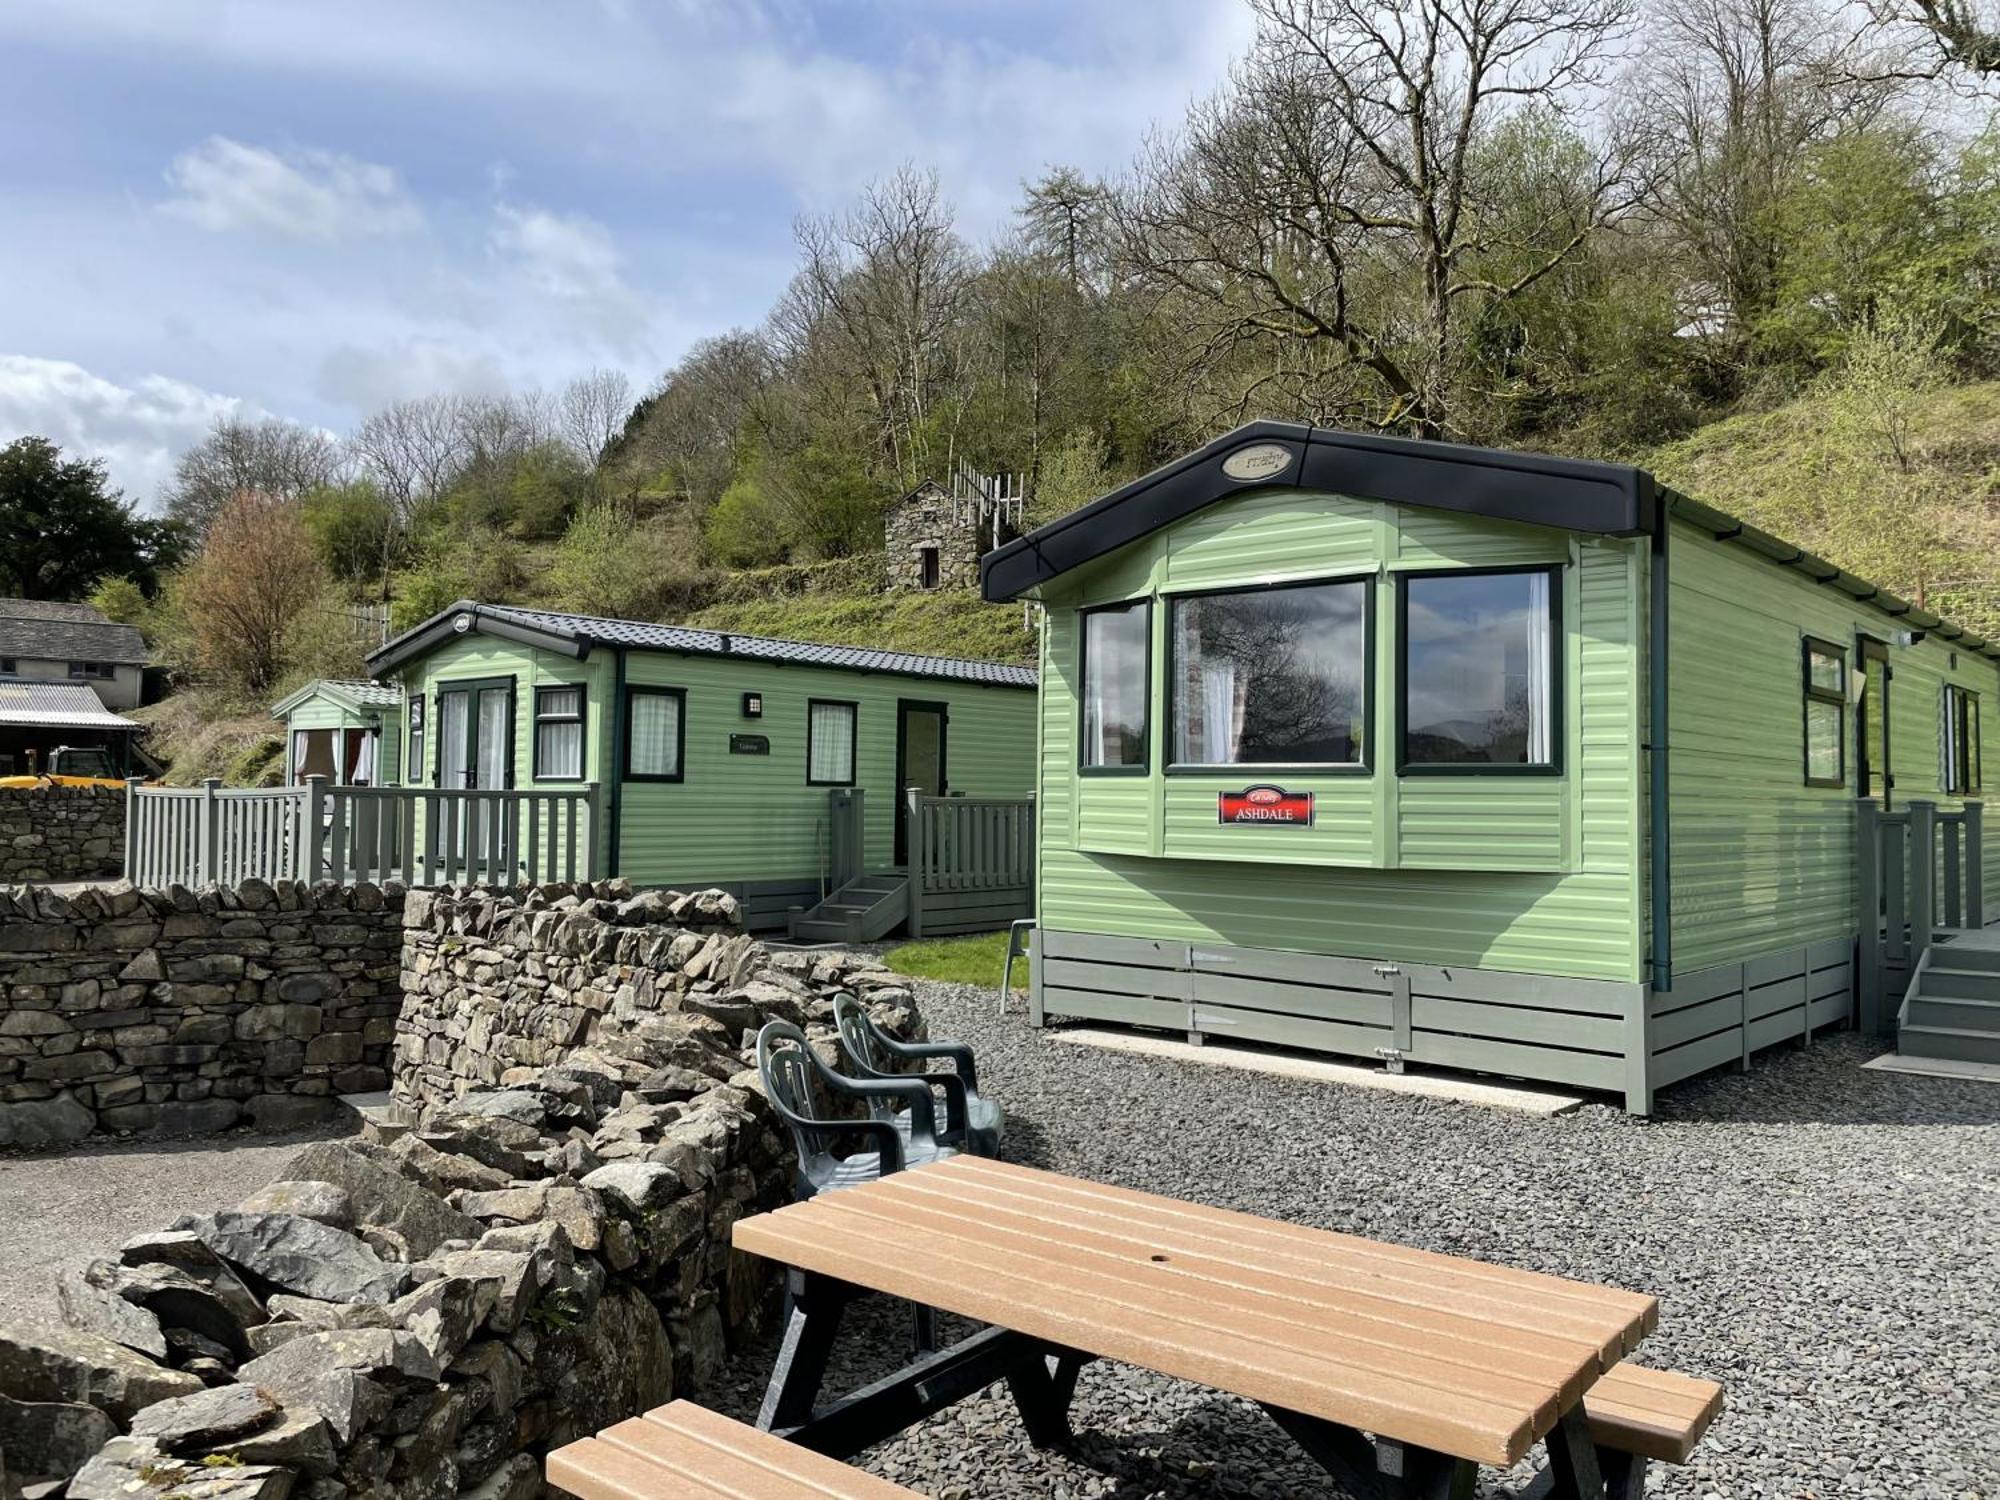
[125, 776, 599, 889]
[1857, 797, 1984, 1034]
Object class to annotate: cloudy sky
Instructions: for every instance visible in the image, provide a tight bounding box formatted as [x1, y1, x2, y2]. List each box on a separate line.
[0, 1, 1252, 509]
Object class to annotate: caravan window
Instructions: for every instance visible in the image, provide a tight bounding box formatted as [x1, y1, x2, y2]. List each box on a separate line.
[1945, 684, 1981, 794]
[625, 686, 685, 782]
[1169, 578, 1369, 768]
[1079, 601, 1150, 772]
[807, 700, 858, 786]
[1399, 568, 1560, 771]
[1802, 638, 1845, 788]
[406, 694, 426, 787]
[534, 685, 586, 780]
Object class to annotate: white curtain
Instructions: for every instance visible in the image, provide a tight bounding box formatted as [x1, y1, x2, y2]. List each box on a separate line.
[1202, 662, 1239, 763]
[809, 701, 855, 783]
[477, 688, 511, 790]
[631, 693, 680, 776]
[537, 688, 583, 778]
[353, 731, 377, 787]
[1525, 572, 1551, 764]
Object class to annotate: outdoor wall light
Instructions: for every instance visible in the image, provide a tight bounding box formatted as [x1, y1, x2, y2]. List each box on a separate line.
[742, 692, 763, 718]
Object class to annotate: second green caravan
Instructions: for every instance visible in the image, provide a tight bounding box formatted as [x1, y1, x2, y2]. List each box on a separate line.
[363, 603, 1039, 938]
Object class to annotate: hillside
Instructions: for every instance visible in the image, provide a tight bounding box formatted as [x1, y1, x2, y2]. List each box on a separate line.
[1642, 379, 2000, 636]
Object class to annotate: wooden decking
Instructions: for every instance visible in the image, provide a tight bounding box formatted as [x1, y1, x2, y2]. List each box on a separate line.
[732, 1156, 1655, 1468]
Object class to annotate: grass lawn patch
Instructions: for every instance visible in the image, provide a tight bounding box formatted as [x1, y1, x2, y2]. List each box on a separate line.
[882, 930, 1025, 991]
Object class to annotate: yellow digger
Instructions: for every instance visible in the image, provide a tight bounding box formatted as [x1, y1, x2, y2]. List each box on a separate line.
[0, 745, 157, 790]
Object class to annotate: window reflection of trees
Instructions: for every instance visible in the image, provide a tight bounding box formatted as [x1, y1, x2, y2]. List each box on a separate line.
[1176, 587, 1364, 764]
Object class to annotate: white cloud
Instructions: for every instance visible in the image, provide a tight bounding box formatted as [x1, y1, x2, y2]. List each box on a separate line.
[161, 136, 422, 239]
[0, 354, 274, 508]
[489, 202, 649, 348]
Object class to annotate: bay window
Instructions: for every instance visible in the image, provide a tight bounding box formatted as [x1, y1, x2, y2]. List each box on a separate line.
[1169, 578, 1369, 768]
[1079, 601, 1151, 771]
[534, 684, 586, 780]
[1399, 568, 1560, 771]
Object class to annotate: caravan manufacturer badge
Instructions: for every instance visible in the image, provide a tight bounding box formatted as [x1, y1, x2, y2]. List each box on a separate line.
[1217, 784, 1314, 826]
[1220, 443, 1292, 481]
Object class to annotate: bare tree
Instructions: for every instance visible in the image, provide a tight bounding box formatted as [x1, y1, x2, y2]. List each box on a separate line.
[164, 417, 346, 536]
[1021, 167, 1114, 292]
[1863, 0, 2000, 75]
[179, 490, 330, 697]
[557, 368, 633, 465]
[348, 394, 473, 520]
[1118, 0, 1642, 439]
[774, 165, 974, 485]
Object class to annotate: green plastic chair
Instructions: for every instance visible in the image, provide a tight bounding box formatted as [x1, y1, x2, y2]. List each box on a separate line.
[832, 992, 1003, 1158]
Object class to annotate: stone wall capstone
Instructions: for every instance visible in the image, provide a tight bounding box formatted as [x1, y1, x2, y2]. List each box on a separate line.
[0, 880, 400, 1147]
[0, 877, 925, 1500]
[0, 786, 124, 883]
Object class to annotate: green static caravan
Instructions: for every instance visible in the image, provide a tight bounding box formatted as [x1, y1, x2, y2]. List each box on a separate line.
[271, 679, 405, 787]
[363, 602, 1039, 936]
[982, 421, 2000, 1113]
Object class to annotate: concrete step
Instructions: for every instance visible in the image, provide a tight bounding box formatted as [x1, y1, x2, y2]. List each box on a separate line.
[1921, 965, 2000, 1002]
[339, 1090, 415, 1143]
[1906, 993, 2000, 1032]
[1898, 1023, 2000, 1066]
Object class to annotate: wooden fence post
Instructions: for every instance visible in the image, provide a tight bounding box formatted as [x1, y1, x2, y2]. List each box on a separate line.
[1910, 799, 1937, 971]
[1966, 800, 1985, 929]
[583, 782, 602, 881]
[909, 798, 929, 940]
[1856, 798, 1882, 1035]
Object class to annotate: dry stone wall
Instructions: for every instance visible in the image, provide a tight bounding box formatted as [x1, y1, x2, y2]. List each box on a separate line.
[0, 881, 400, 1148]
[0, 878, 924, 1500]
[0, 787, 123, 883]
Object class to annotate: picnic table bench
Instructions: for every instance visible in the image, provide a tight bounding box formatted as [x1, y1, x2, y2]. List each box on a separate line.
[730, 1155, 1720, 1500]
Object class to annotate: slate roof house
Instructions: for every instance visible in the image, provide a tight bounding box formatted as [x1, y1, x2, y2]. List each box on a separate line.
[0, 599, 148, 711]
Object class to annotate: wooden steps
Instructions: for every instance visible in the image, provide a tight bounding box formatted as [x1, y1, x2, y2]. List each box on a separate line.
[549, 1400, 918, 1500]
[1899, 936, 2000, 1065]
[787, 874, 909, 944]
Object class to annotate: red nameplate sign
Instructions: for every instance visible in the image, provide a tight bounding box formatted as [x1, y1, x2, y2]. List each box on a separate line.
[1217, 785, 1314, 827]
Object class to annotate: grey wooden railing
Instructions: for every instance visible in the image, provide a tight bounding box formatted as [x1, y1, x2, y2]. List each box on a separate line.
[907, 793, 1034, 938]
[126, 777, 599, 889]
[1857, 797, 1984, 1035]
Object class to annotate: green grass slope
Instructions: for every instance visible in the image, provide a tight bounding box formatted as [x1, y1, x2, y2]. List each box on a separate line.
[687, 589, 1039, 665]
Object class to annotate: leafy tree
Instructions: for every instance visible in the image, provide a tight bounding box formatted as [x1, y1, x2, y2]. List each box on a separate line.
[548, 504, 711, 619]
[301, 481, 397, 583]
[703, 475, 790, 567]
[178, 491, 330, 697]
[0, 436, 184, 598]
[86, 576, 151, 630]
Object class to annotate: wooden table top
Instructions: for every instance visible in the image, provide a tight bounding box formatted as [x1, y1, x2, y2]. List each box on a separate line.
[731, 1156, 1657, 1468]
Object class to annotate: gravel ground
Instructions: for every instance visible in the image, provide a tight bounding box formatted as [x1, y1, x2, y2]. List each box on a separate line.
[0, 1120, 356, 1332]
[709, 980, 2000, 1500]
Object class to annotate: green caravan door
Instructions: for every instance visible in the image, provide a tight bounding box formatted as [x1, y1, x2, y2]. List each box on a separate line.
[895, 699, 948, 866]
[436, 677, 514, 860]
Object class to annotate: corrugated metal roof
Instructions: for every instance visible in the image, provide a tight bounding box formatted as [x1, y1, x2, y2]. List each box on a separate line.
[0, 680, 139, 730]
[0, 597, 149, 666]
[477, 603, 1039, 687]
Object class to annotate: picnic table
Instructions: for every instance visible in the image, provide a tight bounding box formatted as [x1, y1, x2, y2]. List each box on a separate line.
[732, 1155, 1675, 1500]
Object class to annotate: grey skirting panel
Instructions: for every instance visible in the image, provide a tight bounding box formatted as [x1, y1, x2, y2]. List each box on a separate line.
[1645, 939, 1854, 1102]
[725, 878, 828, 933]
[1030, 929, 1857, 1115]
[913, 882, 1031, 937]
